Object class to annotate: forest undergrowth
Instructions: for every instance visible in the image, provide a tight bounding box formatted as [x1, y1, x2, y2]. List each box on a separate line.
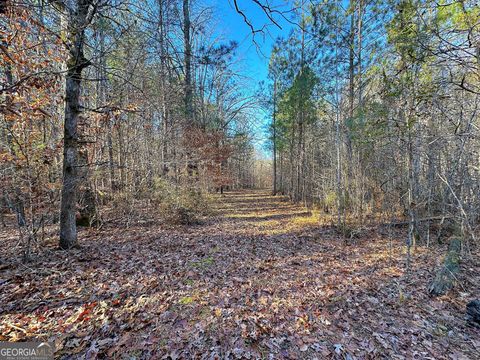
[0, 190, 479, 359]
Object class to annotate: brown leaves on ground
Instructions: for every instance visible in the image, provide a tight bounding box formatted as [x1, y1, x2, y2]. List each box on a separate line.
[0, 190, 479, 359]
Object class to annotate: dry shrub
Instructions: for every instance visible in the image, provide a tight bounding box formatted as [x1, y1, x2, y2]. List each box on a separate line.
[108, 190, 141, 226]
[153, 178, 212, 225]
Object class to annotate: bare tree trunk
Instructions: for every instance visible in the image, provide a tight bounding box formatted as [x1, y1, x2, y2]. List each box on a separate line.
[279, 152, 283, 194]
[60, 0, 94, 249]
[272, 78, 277, 195]
[335, 108, 343, 229]
[406, 114, 414, 270]
[297, 3, 305, 203]
[347, 4, 355, 174]
[334, 7, 344, 229]
[107, 119, 115, 190]
[297, 121, 303, 202]
[159, 0, 169, 176]
[356, 0, 363, 107]
[98, 21, 116, 191]
[2, 18, 27, 235]
[289, 123, 296, 199]
[183, 0, 193, 122]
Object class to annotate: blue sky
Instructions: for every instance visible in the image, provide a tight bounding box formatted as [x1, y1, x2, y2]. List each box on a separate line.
[212, 0, 294, 157]
[213, 0, 293, 82]
[213, 0, 290, 80]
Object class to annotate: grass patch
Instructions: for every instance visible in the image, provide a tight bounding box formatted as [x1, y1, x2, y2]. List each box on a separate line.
[179, 296, 195, 305]
[289, 212, 318, 227]
[191, 256, 215, 269]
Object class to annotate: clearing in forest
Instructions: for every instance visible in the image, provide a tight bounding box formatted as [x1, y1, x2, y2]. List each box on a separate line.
[0, 190, 479, 358]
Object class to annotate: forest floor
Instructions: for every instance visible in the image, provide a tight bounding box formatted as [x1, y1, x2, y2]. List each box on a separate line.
[0, 190, 479, 359]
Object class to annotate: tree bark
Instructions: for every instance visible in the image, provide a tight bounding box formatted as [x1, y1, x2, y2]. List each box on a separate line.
[183, 0, 193, 122]
[429, 238, 461, 296]
[159, 0, 169, 176]
[356, 0, 363, 107]
[272, 78, 277, 195]
[346, 3, 355, 172]
[59, 0, 93, 249]
[466, 299, 480, 328]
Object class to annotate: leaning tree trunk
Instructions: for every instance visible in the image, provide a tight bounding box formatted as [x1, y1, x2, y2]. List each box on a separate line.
[59, 0, 93, 249]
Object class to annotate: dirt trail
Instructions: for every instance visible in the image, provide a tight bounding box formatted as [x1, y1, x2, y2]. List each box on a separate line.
[0, 190, 479, 358]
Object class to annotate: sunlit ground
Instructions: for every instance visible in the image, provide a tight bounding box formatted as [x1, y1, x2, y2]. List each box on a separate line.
[217, 191, 322, 236]
[0, 190, 478, 358]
